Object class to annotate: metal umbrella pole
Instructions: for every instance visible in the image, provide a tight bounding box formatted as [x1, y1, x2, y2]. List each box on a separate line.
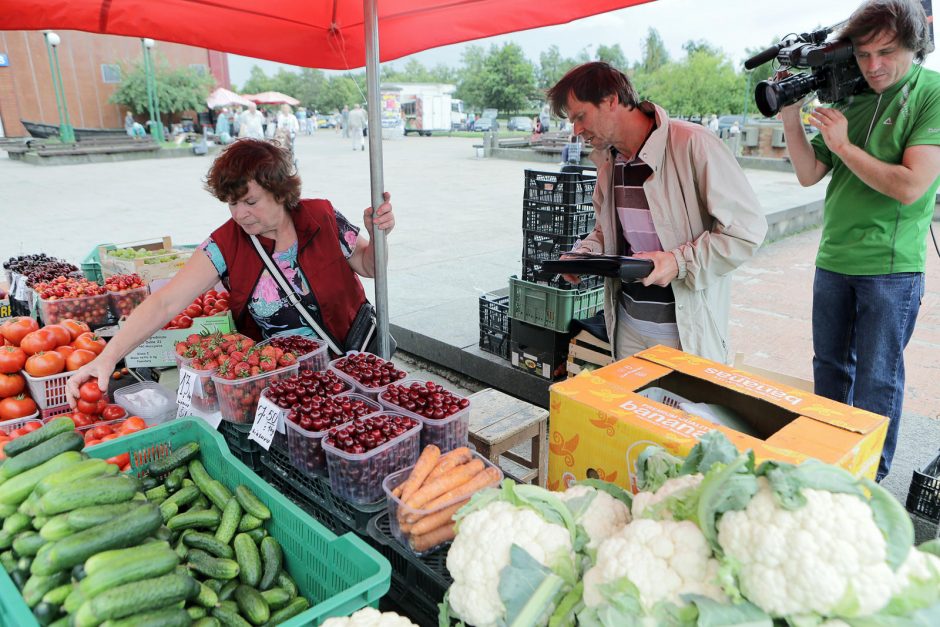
[363, 0, 391, 359]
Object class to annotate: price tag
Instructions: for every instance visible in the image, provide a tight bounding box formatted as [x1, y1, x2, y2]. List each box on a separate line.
[176, 366, 196, 419]
[12, 274, 27, 301]
[247, 394, 287, 450]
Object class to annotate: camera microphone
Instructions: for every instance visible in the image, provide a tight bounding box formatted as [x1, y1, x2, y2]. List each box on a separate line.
[745, 44, 781, 70]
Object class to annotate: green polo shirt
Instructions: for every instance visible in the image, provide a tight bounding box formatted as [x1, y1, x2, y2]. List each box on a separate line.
[812, 64, 940, 275]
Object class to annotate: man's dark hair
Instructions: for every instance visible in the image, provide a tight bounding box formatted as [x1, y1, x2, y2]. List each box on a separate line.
[841, 0, 934, 62]
[204, 139, 301, 210]
[546, 61, 639, 118]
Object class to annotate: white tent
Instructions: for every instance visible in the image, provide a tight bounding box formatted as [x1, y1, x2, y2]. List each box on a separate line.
[206, 87, 253, 109]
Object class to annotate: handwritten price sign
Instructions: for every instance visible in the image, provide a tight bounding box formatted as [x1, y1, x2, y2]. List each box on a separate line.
[247, 394, 287, 450]
[176, 367, 196, 419]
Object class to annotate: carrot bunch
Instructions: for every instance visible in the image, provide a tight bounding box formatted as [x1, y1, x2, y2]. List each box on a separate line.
[391, 445, 501, 553]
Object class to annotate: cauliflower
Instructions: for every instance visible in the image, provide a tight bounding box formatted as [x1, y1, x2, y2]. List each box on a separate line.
[445, 492, 577, 627]
[717, 477, 898, 617]
[631, 473, 703, 520]
[582, 518, 727, 613]
[557, 483, 631, 551]
[321, 607, 418, 627]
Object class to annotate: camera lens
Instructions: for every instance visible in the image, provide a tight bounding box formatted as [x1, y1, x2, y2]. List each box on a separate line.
[754, 74, 820, 117]
[755, 82, 780, 117]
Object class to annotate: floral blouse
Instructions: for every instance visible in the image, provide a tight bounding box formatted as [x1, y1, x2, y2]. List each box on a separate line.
[200, 211, 360, 338]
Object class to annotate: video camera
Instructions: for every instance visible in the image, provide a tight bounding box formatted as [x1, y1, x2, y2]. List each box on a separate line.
[745, 25, 866, 117]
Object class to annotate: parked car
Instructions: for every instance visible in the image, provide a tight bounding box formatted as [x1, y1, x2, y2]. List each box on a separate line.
[507, 116, 533, 132]
[717, 115, 746, 135]
[473, 117, 499, 132]
[317, 117, 336, 129]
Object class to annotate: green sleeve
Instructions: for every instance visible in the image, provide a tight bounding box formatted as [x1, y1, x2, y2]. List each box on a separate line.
[906, 78, 940, 147]
[810, 131, 833, 167]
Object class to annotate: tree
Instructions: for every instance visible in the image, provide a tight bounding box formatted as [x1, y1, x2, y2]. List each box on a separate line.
[481, 43, 537, 113]
[637, 49, 745, 117]
[682, 40, 722, 57]
[241, 66, 277, 94]
[455, 45, 488, 108]
[596, 44, 627, 70]
[109, 55, 213, 123]
[640, 28, 670, 73]
[537, 45, 568, 90]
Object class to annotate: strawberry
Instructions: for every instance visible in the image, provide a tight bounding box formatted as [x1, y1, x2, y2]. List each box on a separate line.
[175, 342, 188, 356]
[250, 366, 261, 376]
[259, 356, 275, 372]
[247, 352, 260, 366]
[186, 333, 202, 345]
[234, 362, 251, 378]
[229, 351, 245, 364]
[278, 353, 297, 366]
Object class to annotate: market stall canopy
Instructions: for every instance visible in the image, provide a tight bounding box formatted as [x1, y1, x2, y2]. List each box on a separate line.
[0, 0, 655, 69]
[206, 88, 253, 109]
[243, 92, 301, 106]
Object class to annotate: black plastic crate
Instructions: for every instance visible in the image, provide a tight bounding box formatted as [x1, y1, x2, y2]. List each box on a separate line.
[479, 288, 511, 359]
[907, 468, 940, 523]
[262, 444, 385, 534]
[522, 257, 602, 290]
[366, 513, 450, 627]
[523, 169, 596, 206]
[522, 199, 595, 238]
[259, 455, 347, 535]
[217, 421, 263, 472]
[523, 230, 585, 262]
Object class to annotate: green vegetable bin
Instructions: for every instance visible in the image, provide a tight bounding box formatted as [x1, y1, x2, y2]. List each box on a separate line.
[0, 417, 391, 626]
[508, 275, 604, 333]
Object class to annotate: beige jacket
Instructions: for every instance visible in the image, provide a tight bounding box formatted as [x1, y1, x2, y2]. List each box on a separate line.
[581, 102, 767, 363]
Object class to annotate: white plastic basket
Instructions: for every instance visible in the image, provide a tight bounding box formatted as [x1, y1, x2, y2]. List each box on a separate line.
[0, 412, 41, 434]
[637, 386, 691, 409]
[22, 371, 72, 410]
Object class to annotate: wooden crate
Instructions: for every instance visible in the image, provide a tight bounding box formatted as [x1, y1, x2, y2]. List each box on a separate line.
[566, 329, 613, 378]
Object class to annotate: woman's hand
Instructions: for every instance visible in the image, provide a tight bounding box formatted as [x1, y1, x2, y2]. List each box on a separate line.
[364, 191, 394, 236]
[65, 356, 117, 408]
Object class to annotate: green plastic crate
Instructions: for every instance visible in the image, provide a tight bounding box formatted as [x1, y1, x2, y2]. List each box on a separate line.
[80, 242, 115, 284]
[508, 275, 604, 333]
[0, 417, 391, 627]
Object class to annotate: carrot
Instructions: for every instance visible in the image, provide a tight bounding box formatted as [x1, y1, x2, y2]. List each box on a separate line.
[409, 498, 469, 536]
[400, 444, 441, 503]
[427, 447, 472, 481]
[409, 522, 456, 553]
[422, 467, 502, 512]
[406, 458, 484, 509]
[392, 484, 404, 499]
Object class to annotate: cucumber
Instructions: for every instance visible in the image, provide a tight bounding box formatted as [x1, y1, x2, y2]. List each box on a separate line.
[147, 442, 200, 477]
[233, 533, 261, 587]
[165, 466, 188, 492]
[275, 571, 298, 599]
[168, 508, 221, 531]
[32, 601, 59, 626]
[22, 570, 68, 607]
[205, 579, 224, 593]
[189, 606, 208, 620]
[42, 582, 73, 605]
[159, 500, 179, 523]
[211, 604, 252, 627]
[39, 474, 141, 516]
[215, 497, 241, 545]
[66, 501, 139, 531]
[264, 596, 309, 625]
[18, 490, 41, 516]
[184, 531, 235, 559]
[100, 607, 193, 627]
[17, 553, 34, 571]
[3, 511, 32, 534]
[257, 537, 282, 591]
[0, 529, 13, 550]
[164, 484, 200, 510]
[206, 480, 233, 511]
[141, 475, 159, 491]
[64, 586, 86, 614]
[144, 484, 169, 501]
[260, 587, 291, 611]
[35, 458, 116, 496]
[71, 563, 86, 581]
[237, 514, 263, 533]
[196, 580, 220, 608]
[80, 543, 178, 599]
[0, 502, 17, 517]
[187, 548, 240, 580]
[0, 431, 84, 479]
[1, 549, 16, 572]
[13, 531, 46, 557]
[39, 515, 73, 542]
[75, 572, 199, 626]
[31, 503, 162, 576]
[245, 528, 268, 544]
[0, 452, 83, 506]
[194, 618, 221, 627]
[217, 600, 238, 613]
[2, 417, 75, 459]
[235, 584, 270, 625]
[234, 486, 270, 521]
[218, 579, 239, 601]
[32, 515, 49, 530]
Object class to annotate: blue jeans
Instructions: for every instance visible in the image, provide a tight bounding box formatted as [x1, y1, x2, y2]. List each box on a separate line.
[812, 268, 924, 481]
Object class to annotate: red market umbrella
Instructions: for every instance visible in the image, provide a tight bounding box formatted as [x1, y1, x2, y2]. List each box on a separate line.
[244, 92, 301, 106]
[1, 0, 657, 358]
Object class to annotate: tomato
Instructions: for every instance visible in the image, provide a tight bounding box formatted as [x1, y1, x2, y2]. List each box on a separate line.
[43, 325, 71, 348]
[25, 351, 66, 378]
[101, 404, 126, 421]
[10, 428, 27, 438]
[60, 319, 91, 340]
[0, 394, 37, 421]
[0, 317, 39, 346]
[55, 345, 75, 360]
[65, 349, 97, 372]
[176, 316, 193, 329]
[122, 416, 147, 431]
[0, 373, 26, 398]
[79, 380, 103, 403]
[106, 452, 130, 467]
[76, 398, 98, 415]
[100, 433, 119, 442]
[96, 398, 107, 414]
[0, 346, 27, 374]
[84, 438, 101, 447]
[70, 412, 94, 428]
[21, 422, 41, 433]
[89, 424, 113, 440]
[73, 332, 106, 355]
[20, 329, 58, 356]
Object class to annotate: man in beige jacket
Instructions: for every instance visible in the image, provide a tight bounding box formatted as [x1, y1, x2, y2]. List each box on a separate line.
[547, 62, 767, 363]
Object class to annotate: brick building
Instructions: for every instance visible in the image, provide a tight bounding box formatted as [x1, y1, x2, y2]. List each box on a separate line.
[0, 30, 229, 137]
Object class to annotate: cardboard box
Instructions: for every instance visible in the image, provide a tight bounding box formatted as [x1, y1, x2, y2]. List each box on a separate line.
[509, 319, 569, 380]
[122, 312, 234, 368]
[0, 281, 11, 323]
[100, 237, 193, 284]
[547, 345, 888, 492]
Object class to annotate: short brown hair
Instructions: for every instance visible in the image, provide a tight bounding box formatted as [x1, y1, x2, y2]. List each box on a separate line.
[546, 61, 639, 118]
[204, 139, 301, 210]
[840, 0, 934, 62]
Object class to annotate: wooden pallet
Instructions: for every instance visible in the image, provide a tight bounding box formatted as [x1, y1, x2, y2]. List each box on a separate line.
[566, 329, 613, 377]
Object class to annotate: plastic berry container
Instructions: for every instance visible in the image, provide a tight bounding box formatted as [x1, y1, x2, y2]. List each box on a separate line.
[327, 351, 408, 400]
[108, 285, 149, 318]
[322, 411, 421, 504]
[378, 379, 471, 453]
[212, 364, 300, 424]
[38, 292, 112, 326]
[282, 392, 382, 478]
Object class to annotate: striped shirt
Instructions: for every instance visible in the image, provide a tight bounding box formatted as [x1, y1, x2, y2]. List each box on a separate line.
[613, 149, 679, 342]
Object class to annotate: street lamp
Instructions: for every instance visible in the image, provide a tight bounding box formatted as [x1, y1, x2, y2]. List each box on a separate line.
[141, 38, 165, 142]
[43, 31, 75, 143]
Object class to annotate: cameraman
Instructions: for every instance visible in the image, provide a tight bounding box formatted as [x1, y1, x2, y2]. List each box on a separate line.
[780, 0, 940, 481]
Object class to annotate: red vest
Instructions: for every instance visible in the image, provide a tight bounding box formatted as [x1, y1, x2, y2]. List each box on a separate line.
[210, 199, 366, 342]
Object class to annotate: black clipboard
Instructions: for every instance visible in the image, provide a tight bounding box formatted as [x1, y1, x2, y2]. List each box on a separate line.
[541, 253, 654, 281]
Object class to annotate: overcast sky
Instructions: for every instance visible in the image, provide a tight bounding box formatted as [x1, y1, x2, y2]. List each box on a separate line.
[228, 0, 940, 86]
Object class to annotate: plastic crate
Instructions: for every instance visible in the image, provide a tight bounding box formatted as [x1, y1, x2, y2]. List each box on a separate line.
[523, 230, 586, 262]
[366, 513, 451, 627]
[0, 414, 41, 434]
[40, 404, 73, 421]
[263, 446, 387, 534]
[522, 257, 602, 290]
[907, 465, 940, 523]
[523, 169, 596, 207]
[22, 370, 71, 410]
[0, 417, 391, 627]
[378, 380, 470, 453]
[479, 289, 510, 360]
[81, 243, 115, 284]
[217, 420, 264, 472]
[508, 275, 605, 333]
[37, 292, 113, 327]
[107, 285, 149, 318]
[522, 199, 595, 237]
[212, 363, 299, 424]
